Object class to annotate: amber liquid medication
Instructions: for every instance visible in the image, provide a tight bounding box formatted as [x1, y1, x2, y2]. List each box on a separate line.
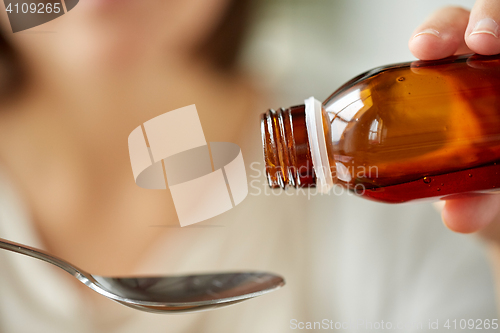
[261, 54, 500, 203]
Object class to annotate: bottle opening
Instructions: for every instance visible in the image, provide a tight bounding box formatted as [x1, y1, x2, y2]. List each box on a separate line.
[260, 105, 316, 188]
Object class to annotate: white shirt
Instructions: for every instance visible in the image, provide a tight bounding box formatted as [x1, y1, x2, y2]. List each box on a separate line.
[0, 0, 497, 331]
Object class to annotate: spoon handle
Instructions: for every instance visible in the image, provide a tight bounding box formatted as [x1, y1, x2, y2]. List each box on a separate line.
[0, 237, 84, 277]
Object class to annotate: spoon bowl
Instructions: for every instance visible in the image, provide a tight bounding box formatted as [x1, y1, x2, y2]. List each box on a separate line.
[0, 238, 285, 313]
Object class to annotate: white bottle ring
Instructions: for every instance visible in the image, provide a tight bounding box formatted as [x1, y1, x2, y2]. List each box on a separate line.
[304, 96, 334, 193]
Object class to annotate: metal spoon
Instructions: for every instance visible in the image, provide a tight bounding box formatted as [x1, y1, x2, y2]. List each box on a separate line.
[0, 237, 285, 313]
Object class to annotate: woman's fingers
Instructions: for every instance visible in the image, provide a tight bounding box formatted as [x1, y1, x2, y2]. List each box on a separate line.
[442, 194, 500, 235]
[465, 0, 500, 55]
[409, 7, 471, 60]
[410, 1, 500, 58]
[410, 3, 500, 238]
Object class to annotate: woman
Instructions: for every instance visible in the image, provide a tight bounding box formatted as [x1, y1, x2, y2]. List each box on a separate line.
[0, 0, 498, 332]
[0, 1, 310, 331]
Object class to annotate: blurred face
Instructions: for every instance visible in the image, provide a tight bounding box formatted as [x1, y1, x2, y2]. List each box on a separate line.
[1, 0, 231, 75]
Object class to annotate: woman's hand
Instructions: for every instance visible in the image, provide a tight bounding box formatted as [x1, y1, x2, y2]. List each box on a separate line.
[409, 2, 500, 60]
[409, 2, 500, 242]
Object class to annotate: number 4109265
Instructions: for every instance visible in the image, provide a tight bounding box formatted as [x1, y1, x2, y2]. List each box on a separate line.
[5, 3, 61, 14]
[444, 319, 498, 330]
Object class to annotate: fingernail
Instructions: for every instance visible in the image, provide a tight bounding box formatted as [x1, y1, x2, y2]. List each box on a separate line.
[413, 28, 440, 39]
[470, 18, 499, 38]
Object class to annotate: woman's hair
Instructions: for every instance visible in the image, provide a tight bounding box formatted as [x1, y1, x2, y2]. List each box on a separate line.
[196, 0, 252, 72]
[0, 28, 24, 97]
[0, 0, 251, 95]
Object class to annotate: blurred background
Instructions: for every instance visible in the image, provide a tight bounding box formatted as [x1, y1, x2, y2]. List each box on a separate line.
[243, 0, 477, 105]
[0, 0, 497, 332]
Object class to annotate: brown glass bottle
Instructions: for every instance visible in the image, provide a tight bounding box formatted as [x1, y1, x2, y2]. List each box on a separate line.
[261, 54, 500, 203]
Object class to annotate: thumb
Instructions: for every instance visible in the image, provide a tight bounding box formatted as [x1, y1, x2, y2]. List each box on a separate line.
[442, 194, 500, 234]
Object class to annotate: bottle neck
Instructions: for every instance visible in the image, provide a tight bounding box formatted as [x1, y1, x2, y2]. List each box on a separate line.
[261, 105, 316, 188]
